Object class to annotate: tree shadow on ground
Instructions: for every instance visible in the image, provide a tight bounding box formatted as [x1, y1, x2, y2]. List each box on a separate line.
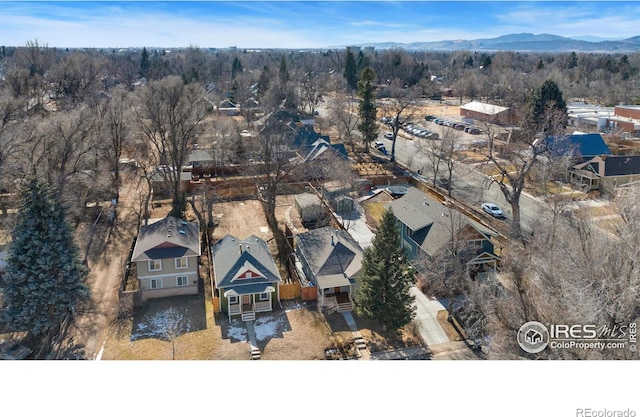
[130, 294, 206, 341]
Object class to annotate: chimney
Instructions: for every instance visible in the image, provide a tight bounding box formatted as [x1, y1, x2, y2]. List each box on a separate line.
[239, 244, 243, 254]
[331, 234, 335, 246]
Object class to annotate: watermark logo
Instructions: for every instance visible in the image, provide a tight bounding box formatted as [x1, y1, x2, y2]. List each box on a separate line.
[517, 321, 637, 354]
[517, 321, 549, 353]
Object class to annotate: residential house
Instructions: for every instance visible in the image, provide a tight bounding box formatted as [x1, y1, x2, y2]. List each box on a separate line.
[211, 234, 282, 322]
[294, 227, 363, 312]
[545, 132, 611, 162]
[570, 154, 640, 194]
[389, 187, 500, 278]
[131, 216, 201, 301]
[293, 138, 350, 181]
[217, 99, 239, 116]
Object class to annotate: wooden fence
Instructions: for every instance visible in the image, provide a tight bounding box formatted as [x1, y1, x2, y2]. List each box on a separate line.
[279, 282, 301, 300]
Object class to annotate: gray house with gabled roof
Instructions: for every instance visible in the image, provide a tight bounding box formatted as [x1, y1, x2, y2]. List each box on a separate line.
[294, 227, 363, 312]
[570, 154, 640, 194]
[389, 187, 500, 277]
[131, 216, 201, 301]
[211, 234, 281, 322]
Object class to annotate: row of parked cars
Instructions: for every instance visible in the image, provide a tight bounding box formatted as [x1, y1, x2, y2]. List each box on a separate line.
[380, 117, 437, 139]
[425, 115, 481, 135]
[403, 123, 436, 139]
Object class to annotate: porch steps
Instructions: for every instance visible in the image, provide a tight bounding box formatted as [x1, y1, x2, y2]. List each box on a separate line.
[250, 346, 261, 360]
[354, 335, 367, 350]
[337, 302, 354, 312]
[242, 311, 256, 321]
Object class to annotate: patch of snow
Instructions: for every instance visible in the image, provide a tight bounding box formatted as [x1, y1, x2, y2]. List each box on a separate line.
[131, 309, 191, 340]
[253, 315, 283, 341]
[227, 321, 247, 341]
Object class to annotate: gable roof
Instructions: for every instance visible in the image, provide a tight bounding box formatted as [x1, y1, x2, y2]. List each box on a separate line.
[294, 227, 363, 289]
[389, 187, 496, 257]
[211, 234, 281, 290]
[547, 132, 611, 159]
[131, 216, 200, 262]
[303, 139, 348, 162]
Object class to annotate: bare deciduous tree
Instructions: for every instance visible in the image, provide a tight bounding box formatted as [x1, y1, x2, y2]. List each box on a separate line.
[137, 76, 206, 218]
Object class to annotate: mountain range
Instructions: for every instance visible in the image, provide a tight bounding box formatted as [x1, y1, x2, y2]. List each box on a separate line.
[341, 33, 640, 53]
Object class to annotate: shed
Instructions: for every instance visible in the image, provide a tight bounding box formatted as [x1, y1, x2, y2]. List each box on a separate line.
[294, 193, 323, 223]
[333, 195, 354, 213]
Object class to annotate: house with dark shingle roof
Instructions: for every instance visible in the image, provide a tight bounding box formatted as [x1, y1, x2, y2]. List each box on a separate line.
[211, 234, 282, 322]
[570, 154, 640, 194]
[131, 216, 201, 301]
[388, 188, 499, 277]
[294, 227, 363, 312]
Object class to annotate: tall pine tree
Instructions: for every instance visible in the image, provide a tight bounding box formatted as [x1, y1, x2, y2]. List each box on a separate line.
[357, 66, 378, 152]
[355, 208, 416, 331]
[2, 179, 89, 335]
[344, 47, 358, 90]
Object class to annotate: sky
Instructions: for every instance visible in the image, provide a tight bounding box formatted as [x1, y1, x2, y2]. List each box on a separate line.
[1, 1, 640, 49]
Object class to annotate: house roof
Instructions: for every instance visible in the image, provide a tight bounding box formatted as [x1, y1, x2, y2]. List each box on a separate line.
[603, 155, 640, 176]
[131, 216, 200, 262]
[460, 101, 509, 116]
[188, 149, 214, 163]
[573, 155, 640, 177]
[294, 193, 321, 209]
[546, 132, 611, 159]
[294, 227, 363, 289]
[303, 139, 348, 162]
[211, 234, 281, 289]
[389, 187, 496, 257]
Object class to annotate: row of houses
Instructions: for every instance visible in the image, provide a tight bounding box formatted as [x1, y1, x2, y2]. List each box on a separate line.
[129, 185, 501, 322]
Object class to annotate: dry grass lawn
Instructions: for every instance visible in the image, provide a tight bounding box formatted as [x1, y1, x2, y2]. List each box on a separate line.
[436, 310, 465, 342]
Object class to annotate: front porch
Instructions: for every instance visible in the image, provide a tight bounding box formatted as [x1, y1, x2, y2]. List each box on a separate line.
[318, 288, 354, 313]
[224, 285, 277, 322]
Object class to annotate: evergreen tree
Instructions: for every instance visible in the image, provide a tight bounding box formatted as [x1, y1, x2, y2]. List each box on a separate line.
[357, 66, 378, 151]
[527, 79, 568, 132]
[2, 179, 89, 335]
[355, 209, 416, 331]
[257, 65, 270, 99]
[278, 55, 289, 85]
[344, 47, 358, 90]
[139, 46, 150, 78]
[231, 56, 243, 79]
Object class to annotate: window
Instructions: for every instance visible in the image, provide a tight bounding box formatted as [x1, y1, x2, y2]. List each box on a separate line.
[149, 259, 162, 271]
[175, 258, 188, 269]
[176, 276, 188, 287]
[228, 296, 238, 304]
[150, 278, 163, 289]
[259, 292, 269, 301]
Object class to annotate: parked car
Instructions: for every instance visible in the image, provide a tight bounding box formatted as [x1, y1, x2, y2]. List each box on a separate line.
[468, 127, 481, 135]
[481, 203, 504, 218]
[374, 140, 385, 149]
[0, 340, 32, 360]
[425, 115, 436, 121]
[384, 132, 394, 139]
[454, 124, 466, 131]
